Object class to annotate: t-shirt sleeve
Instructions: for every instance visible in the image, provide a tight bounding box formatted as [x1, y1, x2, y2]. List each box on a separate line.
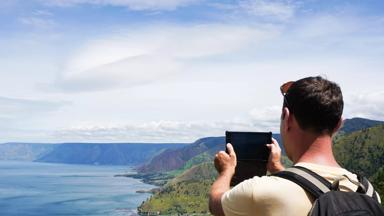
[221, 176, 290, 216]
[221, 178, 257, 216]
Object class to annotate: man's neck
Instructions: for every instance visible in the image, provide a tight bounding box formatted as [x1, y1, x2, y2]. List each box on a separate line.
[295, 134, 341, 167]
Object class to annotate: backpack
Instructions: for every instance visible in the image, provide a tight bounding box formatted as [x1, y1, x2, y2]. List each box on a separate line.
[273, 166, 384, 216]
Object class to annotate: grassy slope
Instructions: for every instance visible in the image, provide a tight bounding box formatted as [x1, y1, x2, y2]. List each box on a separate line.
[138, 162, 216, 215]
[168, 152, 213, 177]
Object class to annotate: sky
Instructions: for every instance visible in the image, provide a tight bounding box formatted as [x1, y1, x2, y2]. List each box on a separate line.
[0, 0, 383, 143]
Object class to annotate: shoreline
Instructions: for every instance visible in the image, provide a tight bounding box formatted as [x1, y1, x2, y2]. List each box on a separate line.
[115, 172, 173, 187]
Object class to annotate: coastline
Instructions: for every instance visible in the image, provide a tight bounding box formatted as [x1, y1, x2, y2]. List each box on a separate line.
[115, 172, 173, 187]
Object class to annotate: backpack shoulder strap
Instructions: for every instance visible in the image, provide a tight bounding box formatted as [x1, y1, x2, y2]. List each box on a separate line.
[357, 175, 381, 203]
[272, 166, 332, 198]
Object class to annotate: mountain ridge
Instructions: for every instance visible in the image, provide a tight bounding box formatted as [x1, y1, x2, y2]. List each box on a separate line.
[0, 143, 188, 165]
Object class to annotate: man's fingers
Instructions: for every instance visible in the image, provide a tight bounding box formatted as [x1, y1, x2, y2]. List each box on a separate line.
[272, 138, 281, 150]
[226, 143, 236, 157]
[271, 138, 278, 145]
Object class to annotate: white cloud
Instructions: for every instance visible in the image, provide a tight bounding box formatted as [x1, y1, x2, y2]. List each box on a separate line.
[41, 0, 200, 11]
[55, 24, 278, 92]
[2, 1, 384, 143]
[344, 91, 384, 121]
[50, 104, 282, 142]
[249, 106, 281, 131]
[52, 119, 270, 142]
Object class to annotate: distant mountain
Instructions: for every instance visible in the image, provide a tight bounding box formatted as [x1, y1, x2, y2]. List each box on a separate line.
[137, 137, 224, 173]
[0, 142, 187, 165]
[0, 143, 55, 161]
[340, 117, 384, 134]
[36, 143, 187, 165]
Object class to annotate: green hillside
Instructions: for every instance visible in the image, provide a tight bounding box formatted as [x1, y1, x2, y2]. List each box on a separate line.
[333, 124, 384, 201]
[168, 152, 213, 177]
[170, 162, 217, 185]
[138, 162, 216, 215]
[334, 124, 384, 177]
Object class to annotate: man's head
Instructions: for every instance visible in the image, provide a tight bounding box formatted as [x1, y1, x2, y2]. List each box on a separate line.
[280, 76, 344, 161]
[281, 76, 343, 135]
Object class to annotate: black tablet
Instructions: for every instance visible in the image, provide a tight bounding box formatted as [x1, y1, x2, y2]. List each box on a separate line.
[225, 131, 272, 186]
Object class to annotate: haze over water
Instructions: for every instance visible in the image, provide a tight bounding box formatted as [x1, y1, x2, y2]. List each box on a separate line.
[0, 161, 154, 216]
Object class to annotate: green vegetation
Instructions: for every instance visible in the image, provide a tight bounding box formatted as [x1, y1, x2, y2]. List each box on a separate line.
[333, 124, 384, 203]
[138, 163, 216, 215]
[168, 152, 213, 177]
[139, 180, 213, 215]
[170, 162, 217, 185]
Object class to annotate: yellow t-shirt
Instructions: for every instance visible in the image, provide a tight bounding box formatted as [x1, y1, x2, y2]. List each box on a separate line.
[221, 162, 381, 216]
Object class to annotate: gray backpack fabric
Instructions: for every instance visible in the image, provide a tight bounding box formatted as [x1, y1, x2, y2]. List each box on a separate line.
[273, 166, 384, 216]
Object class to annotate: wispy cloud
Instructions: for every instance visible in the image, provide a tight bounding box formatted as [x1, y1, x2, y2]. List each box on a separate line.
[54, 24, 278, 92]
[41, 0, 201, 11]
[1, 0, 384, 143]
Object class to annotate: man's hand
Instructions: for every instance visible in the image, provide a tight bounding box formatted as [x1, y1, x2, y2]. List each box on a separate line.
[214, 143, 237, 176]
[209, 143, 237, 216]
[266, 138, 285, 173]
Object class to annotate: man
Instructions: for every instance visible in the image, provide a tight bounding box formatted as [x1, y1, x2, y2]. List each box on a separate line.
[209, 76, 378, 216]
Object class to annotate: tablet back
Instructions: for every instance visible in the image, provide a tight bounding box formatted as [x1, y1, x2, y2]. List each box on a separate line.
[226, 131, 272, 186]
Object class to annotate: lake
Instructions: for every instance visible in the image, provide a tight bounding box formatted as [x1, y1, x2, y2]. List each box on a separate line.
[0, 161, 154, 216]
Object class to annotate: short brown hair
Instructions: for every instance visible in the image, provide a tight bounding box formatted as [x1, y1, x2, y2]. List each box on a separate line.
[284, 76, 343, 134]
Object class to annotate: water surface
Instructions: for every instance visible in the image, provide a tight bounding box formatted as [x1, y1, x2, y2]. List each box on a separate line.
[0, 161, 154, 216]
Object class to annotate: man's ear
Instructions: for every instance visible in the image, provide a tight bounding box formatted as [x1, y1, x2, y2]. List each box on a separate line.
[282, 107, 290, 132]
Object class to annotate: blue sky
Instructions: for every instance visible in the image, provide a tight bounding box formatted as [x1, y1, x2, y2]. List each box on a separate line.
[0, 0, 384, 143]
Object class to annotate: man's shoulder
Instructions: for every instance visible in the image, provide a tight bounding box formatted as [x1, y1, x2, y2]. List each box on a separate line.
[234, 174, 309, 196]
[222, 175, 313, 216]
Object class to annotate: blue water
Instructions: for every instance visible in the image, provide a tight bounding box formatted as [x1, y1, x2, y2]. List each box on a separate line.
[0, 161, 154, 216]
